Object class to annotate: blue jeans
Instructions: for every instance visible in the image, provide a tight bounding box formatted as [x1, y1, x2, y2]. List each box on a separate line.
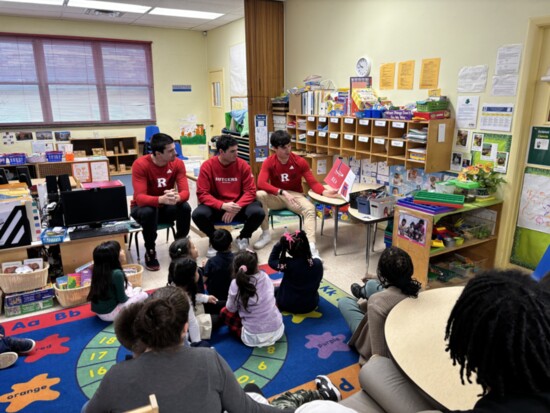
[338, 280, 384, 334]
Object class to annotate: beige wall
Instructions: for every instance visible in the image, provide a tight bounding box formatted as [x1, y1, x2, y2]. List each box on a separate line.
[207, 18, 246, 111]
[0, 15, 209, 152]
[284, 0, 550, 267]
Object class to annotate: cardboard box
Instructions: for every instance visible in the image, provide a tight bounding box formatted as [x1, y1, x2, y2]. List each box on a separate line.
[4, 285, 55, 307]
[4, 297, 54, 317]
[289, 93, 303, 115]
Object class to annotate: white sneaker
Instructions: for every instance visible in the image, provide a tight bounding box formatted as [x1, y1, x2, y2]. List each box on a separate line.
[253, 231, 271, 249]
[236, 238, 250, 251]
[206, 245, 216, 258]
[0, 352, 18, 369]
[310, 242, 320, 259]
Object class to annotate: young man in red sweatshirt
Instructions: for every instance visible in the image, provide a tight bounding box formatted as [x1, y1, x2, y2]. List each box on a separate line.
[192, 135, 264, 257]
[255, 130, 338, 256]
[131, 133, 191, 271]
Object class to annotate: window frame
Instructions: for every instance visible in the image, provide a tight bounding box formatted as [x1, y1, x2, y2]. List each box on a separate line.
[0, 32, 156, 128]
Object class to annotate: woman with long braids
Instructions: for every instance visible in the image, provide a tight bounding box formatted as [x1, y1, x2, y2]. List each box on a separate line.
[338, 246, 421, 363]
[268, 230, 323, 313]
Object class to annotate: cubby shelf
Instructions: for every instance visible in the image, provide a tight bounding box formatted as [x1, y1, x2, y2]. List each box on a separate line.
[286, 114, 455, 173]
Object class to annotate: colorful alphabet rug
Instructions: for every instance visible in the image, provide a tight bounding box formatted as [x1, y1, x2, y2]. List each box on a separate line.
[0, 267, 360, 413]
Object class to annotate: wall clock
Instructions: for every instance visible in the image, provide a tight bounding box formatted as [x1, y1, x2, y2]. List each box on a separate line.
[355, 56, 372, 77]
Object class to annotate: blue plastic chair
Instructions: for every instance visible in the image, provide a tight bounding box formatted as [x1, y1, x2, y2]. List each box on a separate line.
[532, 244, 550, 281]
[144, 125, 186, 160]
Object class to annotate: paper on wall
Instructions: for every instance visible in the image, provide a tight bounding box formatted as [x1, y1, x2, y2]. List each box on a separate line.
[456, 96, 480, 129]
[495, 44, 522, 75]
[457, 65, 488, 93]
[491, 74, 519, 96]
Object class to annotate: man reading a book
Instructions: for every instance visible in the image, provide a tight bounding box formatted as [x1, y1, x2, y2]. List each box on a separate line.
[255, 130, 338, 256]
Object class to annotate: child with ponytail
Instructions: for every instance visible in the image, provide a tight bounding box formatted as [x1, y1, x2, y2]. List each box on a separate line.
[220, 250, 284, 347]
[268, 230, 323, 313]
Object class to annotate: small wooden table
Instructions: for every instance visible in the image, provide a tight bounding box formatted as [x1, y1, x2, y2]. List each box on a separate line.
[307, 183, 382, 255]
[348, 207, 392, 272]
[385, 287, 481, 411]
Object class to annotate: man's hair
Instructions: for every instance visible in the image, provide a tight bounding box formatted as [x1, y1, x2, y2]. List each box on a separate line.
[270, 130, 291, 148]
[215, 134, 238, 152]
[445, 269, 550, 396]
[210, 229, 233, 252]
[150, 133, 174, 155]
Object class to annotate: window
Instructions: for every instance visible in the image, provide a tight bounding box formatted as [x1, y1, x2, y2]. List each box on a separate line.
[0, 34, 155, 127]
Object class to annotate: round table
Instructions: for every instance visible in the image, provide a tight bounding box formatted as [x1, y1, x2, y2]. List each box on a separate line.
[385, 286, 481, 411]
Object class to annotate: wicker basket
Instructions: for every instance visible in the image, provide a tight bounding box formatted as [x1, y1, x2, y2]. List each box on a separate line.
[123, 264, 143, 287]
[54, 284, 91, 308]
[0, 264, 49, 294]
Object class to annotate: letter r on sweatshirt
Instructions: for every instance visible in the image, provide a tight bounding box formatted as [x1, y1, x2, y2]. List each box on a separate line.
[157, 178, 167, 188]
[280, 173, 289, 182]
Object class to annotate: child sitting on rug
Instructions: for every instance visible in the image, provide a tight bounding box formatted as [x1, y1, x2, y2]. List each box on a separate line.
[203, 229, 234, 312]
[168, 257, 215, 347]
[88, 240, 148, 322]
[220, 250, 284, 347]
[169, 237, 206, 294]
[338, 246, 421, 364]
[268, 230, 323, 314]
[0, 324, 35, 369]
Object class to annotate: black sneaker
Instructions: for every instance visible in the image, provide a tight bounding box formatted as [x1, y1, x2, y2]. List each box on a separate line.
[351, 283, 367, 300]
[243, 383, 264, 397]
[315, 375, 341, 402]
[145, 250, 160, 271]
[5, 337, 35, 354]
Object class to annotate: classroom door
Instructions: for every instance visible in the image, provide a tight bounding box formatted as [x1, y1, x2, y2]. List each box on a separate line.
[209, 70, 225, 139]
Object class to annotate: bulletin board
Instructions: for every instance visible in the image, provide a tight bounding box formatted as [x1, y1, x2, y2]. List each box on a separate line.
[471, 132, 512, 167]
[527, 126, 550, 167]
[510, 166, 550, 269]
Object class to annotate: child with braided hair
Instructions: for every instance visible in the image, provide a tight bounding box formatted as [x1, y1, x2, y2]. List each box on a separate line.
[440, 269, 550, 412]
[268, 230, 323, 313]
[220, 250, 284, 347]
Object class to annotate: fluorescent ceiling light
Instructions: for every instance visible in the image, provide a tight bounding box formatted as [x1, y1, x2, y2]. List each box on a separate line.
[0, 0, 64, 5]
[67, 0, 150, 13]
[149, 8, 223, 20]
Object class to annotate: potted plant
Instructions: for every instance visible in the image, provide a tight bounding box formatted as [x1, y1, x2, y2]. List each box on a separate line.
[457, 164, 506, 196]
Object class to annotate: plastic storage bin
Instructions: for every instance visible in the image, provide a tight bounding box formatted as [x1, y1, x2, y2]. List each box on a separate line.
[46, 151, 63, 162]
[7, 153, 26, 165]
[369, 196, 397, 218]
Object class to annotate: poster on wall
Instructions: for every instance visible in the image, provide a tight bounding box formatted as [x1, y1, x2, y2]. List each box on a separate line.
[456, 96, 479, 129]
[397, 211, 427, 246]
[471, 133, 512, 168]
[2, 132, 15, 145]
[479, 103, 514, 132]
[254, 114, 268, 162]
[527, 126, 550, 167]
[511, 166, 550, 269]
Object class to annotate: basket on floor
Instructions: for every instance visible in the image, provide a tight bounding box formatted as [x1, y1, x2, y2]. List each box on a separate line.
[54, 284, 91, 308]
[123, 264, 143, 287]
[0, 264, 50, 294]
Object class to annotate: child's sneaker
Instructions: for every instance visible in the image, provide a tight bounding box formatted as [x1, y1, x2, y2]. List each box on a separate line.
[236, 237, 250, 251]
[315, 375, 341, 402]
[5, 337, 35, 354]
[351, 283, 367, 300]
[0, 352, 18, 369]
[144, 250, 160, 271]
[206, 245, 216, 258]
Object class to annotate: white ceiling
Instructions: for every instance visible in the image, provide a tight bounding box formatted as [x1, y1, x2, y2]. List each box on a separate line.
[0, 0, 245, 31]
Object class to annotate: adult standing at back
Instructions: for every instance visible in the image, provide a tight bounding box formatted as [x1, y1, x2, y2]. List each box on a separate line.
[192, 135, 264, 256]
[131, 133, 191, 271]
[254, 130, 339, 256]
